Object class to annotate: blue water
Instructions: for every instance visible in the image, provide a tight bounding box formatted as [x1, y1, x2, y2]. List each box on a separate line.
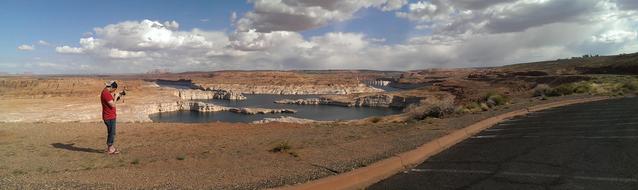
[149, 94, 402, 123]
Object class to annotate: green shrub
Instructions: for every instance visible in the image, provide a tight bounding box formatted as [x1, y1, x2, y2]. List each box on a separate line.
[572, 83, 591, 94]
[622, 80, 638, 92]
[479, 103, 490, 111]
[465, 102, 482, 112]
[484, 92, 510, 107]
[550, 84, 575, 96]
[538, 77, 638, 96]
[454, 106, 470, 114]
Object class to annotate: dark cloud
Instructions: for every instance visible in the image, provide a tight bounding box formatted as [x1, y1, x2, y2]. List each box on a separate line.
[450, 0, 517, 10]
[236, 0, 404, 32]
[484, 0, 600, 33]
[616, 0, 638, 10]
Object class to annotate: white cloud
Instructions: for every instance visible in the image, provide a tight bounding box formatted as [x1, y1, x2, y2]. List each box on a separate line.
[311, 32, 368, 52]
[396, 1, 452, 21]
[36, 62, 59, 67]
[229, 29, 304, 51]
[230, 12, 237, 23]
[55, 46, 84, 54]
[37, 40, 50, 46]
[163, 20, 179, 30]
[381, 0, 408, 11]
[17, 44, 34, 51]
[592, 29, 638, 43]
[108, 48, 147, 58]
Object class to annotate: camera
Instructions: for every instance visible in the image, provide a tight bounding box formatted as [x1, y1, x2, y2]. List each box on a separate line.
[116, 88, 127, 101]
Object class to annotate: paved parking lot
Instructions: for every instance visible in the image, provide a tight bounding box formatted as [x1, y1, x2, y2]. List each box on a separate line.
[370, 97, 638, 190]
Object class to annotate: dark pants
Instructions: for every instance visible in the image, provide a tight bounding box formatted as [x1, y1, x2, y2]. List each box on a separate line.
[104, 119, 116, 146]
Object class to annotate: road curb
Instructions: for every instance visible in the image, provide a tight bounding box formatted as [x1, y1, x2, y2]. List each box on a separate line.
[273, 96, 610, 190]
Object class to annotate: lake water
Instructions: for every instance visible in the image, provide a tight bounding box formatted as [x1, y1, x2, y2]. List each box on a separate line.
[149, 94, 403, 123]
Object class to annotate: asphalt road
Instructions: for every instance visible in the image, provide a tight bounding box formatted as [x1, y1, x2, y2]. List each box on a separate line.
[369, 97, 638, 190]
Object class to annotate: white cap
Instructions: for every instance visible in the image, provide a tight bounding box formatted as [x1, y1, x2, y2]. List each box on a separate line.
[105, 80, 116, 87]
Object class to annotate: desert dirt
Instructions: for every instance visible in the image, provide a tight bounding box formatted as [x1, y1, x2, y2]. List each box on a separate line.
[0, 94, 594, 189]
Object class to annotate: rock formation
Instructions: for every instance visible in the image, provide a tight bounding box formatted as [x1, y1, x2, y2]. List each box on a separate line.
[229, 108, 296, 114]
[274, 94, 421, 108]
[200, 83, 383, 95]
[151, 101, 295, 115]
[176, 89, 246, 101]
[251, 116, 320, 124]
[274, 98, 330, 105]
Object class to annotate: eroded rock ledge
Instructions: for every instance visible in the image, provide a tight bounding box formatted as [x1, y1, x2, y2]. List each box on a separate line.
[275, 94, 421, 108]
[251, 116, 321, 124]
[176, 89, 246, 101]
[199, 84, 383, 95]
[153, 101, 295, 115]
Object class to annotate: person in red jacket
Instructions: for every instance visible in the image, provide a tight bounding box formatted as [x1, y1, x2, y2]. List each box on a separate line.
[101, 80, 122, 154]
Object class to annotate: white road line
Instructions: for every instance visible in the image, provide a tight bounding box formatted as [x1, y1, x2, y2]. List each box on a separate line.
[472, 135, 498, 139]
[488, 122, 638, 131]
[522, 114, 636, 120]
[409, 168, 638, 183]
[471, 135, 638, 139]
[484, 128, 638, 136]
[498, 119, 638, 126]
[579, 136, 638, 139]
[541, 108, 637, 113]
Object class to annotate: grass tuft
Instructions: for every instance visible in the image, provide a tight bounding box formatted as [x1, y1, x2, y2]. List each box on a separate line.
[270, 141, 292, 153]
[370, 117, 382, 123]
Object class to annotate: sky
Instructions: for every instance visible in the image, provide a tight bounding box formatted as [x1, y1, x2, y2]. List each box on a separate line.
[1, 0, 638, 74]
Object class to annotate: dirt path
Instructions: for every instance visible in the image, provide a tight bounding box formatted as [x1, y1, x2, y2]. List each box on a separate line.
[0, 95, 600, 189]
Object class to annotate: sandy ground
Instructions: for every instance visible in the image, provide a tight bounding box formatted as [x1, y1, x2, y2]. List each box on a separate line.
[0, 81, 180, 123]
[0, 95, 597, 189]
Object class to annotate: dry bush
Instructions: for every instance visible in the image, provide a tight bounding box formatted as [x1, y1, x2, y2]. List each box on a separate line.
[533, 84, 551, 97]
[270, 141, 291, 153]
[484, 91, 510, 107]
[370, 117, 382, 123]
[405, 97, 456, 120]
[622, 80, 638, 93]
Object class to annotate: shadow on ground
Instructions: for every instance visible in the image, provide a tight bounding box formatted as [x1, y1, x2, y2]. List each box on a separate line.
[51, 143, 103, 153]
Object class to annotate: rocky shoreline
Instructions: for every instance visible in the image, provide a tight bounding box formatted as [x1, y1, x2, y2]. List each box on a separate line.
[198, 84, 383, 95]
[153, 101, 295, 115]
[176, 89, 246, 101]
[251, 116, 320, 124]
[274, 94, 422, 108]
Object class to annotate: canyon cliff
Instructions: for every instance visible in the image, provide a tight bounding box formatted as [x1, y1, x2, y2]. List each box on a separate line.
[176, 89, 246, 100]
